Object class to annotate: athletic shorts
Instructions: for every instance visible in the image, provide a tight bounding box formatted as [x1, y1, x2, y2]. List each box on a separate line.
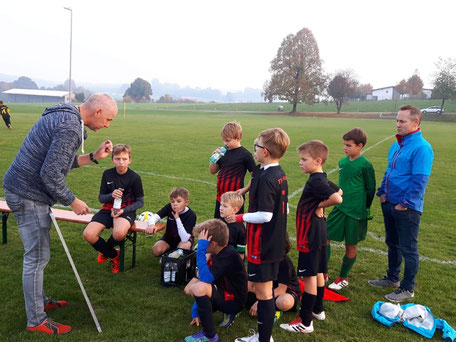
[91, 209, 135, 229]
[297, 248, 328, 277]
[327, 207, 367, 244]
[247, 261, 280, 282]
[210, 284, 243, 315]
[160, 234, 194, 250]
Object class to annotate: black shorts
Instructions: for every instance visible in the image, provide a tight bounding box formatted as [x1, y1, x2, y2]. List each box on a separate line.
[91, 209, 136, 229]
[247, 261, 280, 282]
[297, 248, 328, 277]
[160, 235, 194, 250]
[210, 284, 243, 315]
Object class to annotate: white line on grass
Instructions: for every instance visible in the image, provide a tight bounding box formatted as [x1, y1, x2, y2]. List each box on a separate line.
[288, 134, 395, 201]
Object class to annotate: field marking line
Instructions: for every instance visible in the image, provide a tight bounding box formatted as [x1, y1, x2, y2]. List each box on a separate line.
[289, 236, 456, 266]
[288, 134, 395, 201]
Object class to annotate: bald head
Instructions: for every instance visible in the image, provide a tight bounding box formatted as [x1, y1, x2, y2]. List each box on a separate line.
[80, 93, 118, 131]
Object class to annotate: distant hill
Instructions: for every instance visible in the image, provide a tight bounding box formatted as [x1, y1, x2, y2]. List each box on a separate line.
[0, 73, 262, 103]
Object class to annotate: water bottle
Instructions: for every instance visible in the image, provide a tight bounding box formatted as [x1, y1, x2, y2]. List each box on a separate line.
[164, 262, 171, 283]
[177, 249, 184, 258]
[209, 146, 227, 163]
[113, 188, 123, 215]
[171, 263, 178, 282]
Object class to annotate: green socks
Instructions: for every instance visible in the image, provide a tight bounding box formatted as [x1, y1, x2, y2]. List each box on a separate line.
[340, 255, 357, 278]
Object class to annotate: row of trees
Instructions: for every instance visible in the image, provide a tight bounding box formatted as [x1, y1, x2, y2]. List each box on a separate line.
[263, 27, 456, 113]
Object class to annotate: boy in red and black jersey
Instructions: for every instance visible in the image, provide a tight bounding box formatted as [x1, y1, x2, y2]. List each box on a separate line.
[280, 140, 342, 335]
[209, 122, 255, 219]
[184, 219, 247, 342]
[228, 128, 290, 342]
[83, 144, 144, 273]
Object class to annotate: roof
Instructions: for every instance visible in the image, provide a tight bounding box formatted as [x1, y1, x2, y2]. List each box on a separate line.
[2, 88, 72, 97]
[372, 86, 396, 91]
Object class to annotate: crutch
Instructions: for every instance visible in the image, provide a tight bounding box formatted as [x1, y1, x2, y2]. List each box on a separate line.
[49, 212, 102, 333]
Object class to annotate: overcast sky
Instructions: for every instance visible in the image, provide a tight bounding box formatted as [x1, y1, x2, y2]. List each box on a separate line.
[2, 0, 455, 92]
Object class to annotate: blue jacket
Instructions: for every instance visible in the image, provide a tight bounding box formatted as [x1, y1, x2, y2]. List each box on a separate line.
[377, 129, 433, 212]
[3, 104, 83, 206]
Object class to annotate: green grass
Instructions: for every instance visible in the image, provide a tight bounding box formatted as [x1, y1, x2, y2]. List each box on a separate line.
[1, 104, 455, 341]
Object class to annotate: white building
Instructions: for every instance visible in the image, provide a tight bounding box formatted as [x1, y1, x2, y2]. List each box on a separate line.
[0, 89, 74, 103]
[372, 86, 400, 100]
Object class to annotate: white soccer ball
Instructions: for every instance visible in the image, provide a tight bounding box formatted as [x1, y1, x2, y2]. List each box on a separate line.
[138, 211, 154, 224]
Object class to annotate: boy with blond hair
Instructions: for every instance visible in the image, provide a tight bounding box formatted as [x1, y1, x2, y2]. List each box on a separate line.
[327, 128, 376, 291]
[280, 140, 342, 335]
[219, 191, 246, 257]
[227, 128, 290, 342]
[209, 121, 255, 218]
[83, 144, 144, 273]
[145, 187, 197, 256]
[184, 219, 247, 342]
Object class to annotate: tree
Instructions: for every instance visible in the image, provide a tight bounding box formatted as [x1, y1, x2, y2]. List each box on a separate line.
[432, 57, 456, 110]
[263, 27, 325, 113]
[352, 83, 373, 100]
[0, 81, 10, 92]
[123, 78, 152, 102]
[406, 72, 423, 98]
[75, 92, 85, 102]
[327, 71, 358, 113]
[395, 79, 408, 99]
[10, 76, 38, 89]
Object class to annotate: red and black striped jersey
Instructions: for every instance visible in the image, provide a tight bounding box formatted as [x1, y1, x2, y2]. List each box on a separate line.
[216, 146, 255, 201]
[296, 172, 338, 252]
[247, 164, 288, 264]
[99, 168, 144, 211]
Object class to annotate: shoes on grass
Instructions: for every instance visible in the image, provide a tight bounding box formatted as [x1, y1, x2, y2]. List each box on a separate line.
[219, 312, 237, 328]
[328, 277, 349, 291]
[368, 276, 400, 288]
[312, 310, 326, 321]
[44, 299, 68, 311]
[111, 249, 120, 273]
[97, 252, 109, 264]
[27, 318, 71, 335]
[279, 317, 314, 334]
[184, 330, 219, 342]
[385, 287, 415, 302]
[234, 329, 274, 342]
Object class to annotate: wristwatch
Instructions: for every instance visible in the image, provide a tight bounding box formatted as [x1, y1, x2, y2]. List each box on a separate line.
[89, 152, 99, 164]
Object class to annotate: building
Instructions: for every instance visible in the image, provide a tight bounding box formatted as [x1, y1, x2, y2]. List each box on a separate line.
[371, 86, 400, 100]
[0, 88, 74, 103]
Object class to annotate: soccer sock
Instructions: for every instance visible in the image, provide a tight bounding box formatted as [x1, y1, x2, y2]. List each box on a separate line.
[327, 244, 331, 262]
[340, 255, 357, 278]
[300, 292, 316, 326]
[313, 286, 325, 314]
[91, 237, 117, 259]
[246, 291, 258, 309]
[257, 298, 275, 342]
[194, 295, 216, 338]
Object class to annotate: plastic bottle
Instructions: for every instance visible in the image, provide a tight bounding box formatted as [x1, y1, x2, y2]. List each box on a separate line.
[113, 188, 123, 215]
[209, 146, 227, 163]
[164, 262, 171, 283]
[170, 263, 178, 282]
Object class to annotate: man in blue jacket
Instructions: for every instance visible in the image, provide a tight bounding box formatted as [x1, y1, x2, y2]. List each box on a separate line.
[3, 94, 117, 335]
[369, 105, 434, 302]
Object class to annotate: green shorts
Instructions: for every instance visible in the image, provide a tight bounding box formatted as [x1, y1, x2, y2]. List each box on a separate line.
[327, 207, 367, 245]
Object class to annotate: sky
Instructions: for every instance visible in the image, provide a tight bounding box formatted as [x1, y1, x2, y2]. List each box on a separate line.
[2, 0, 455, 92]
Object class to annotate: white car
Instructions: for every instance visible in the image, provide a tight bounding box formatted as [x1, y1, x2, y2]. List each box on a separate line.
[421, 106, 444, 114]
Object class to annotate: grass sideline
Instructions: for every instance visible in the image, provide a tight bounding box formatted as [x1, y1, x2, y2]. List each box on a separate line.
[1, 105, 455, 341]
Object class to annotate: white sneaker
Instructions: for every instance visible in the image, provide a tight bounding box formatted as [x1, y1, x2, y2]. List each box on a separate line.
[280, 317, 314, 334]
[312, 311, 326, 321]
[234, 329, 274, 342]
[328, 277, 349, 291]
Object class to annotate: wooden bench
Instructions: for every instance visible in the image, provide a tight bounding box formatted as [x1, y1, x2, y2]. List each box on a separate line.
[0, 200, 162, 272]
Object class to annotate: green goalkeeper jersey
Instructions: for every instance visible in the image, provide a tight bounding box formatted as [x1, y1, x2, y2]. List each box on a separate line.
[336, 155, 376, 220]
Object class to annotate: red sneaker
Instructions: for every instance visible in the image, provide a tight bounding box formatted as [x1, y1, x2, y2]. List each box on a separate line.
[97, 253, 109, 264]
[44, 299, 68, 311]
[110, 250, 120, 273]
[27, 318, 71, 335]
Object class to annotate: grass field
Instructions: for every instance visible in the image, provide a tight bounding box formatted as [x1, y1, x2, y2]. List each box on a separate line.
[1, 104, 455, 341]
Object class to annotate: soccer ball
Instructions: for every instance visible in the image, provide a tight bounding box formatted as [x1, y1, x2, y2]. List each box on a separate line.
[138, 211, 154, 224]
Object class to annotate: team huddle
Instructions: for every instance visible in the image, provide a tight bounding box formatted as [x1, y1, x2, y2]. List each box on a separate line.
[3, 96, 434, 340]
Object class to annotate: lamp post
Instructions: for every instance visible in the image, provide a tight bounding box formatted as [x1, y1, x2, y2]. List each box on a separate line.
[64, 7, 72, 103]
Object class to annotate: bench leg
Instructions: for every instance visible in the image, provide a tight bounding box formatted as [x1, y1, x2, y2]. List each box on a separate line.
[131, 231, 137, 269]
[2, 212, 8, 244]
[119, 241, 125, 272]
[118, 231, 137, 272]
